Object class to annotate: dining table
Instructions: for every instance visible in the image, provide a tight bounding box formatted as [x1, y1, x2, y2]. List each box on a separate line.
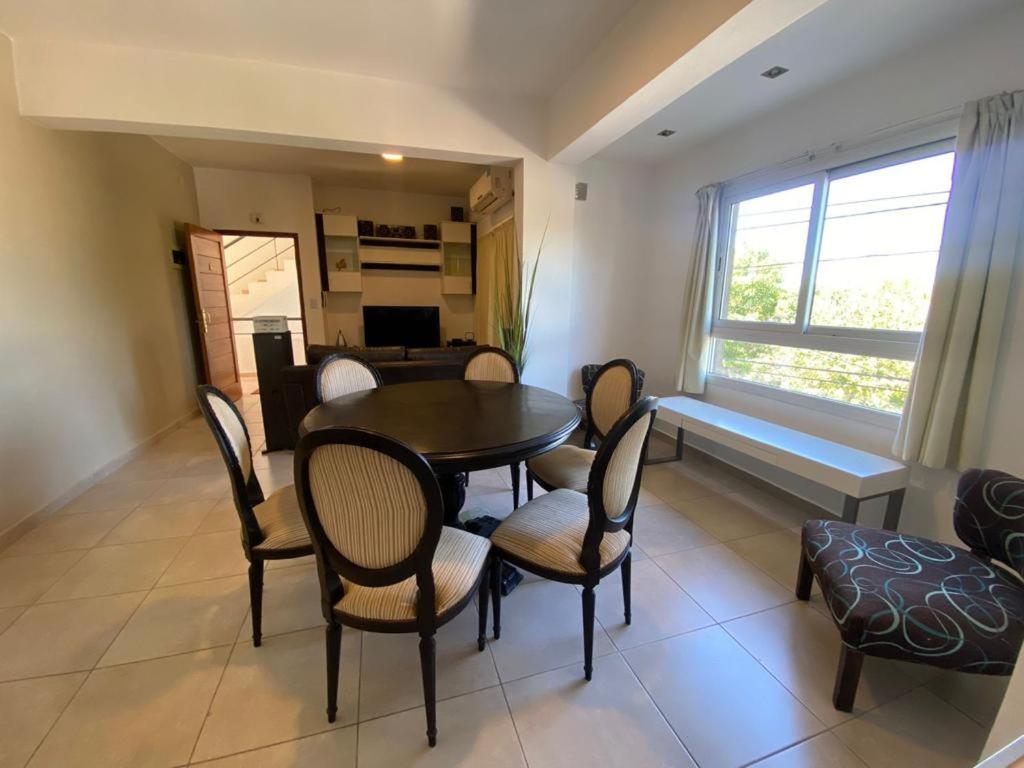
[299, 378, 581, 527]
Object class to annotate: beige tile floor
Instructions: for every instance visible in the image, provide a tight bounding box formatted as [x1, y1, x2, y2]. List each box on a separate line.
[0, 381, 1000, 767]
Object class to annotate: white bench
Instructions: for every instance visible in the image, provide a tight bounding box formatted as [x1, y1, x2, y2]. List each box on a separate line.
[652, 396, 910, 530]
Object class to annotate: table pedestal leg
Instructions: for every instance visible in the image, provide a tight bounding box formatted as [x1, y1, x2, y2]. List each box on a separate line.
[436, 472, 467, 527]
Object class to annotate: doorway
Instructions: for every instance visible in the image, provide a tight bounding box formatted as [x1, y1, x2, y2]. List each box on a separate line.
[219, 231, 307, 376]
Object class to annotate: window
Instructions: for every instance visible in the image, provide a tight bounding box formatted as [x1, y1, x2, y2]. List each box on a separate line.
[711, 141, 955, 414]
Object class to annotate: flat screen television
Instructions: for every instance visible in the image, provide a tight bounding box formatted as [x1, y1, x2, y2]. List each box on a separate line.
[363, 305, 441, 348]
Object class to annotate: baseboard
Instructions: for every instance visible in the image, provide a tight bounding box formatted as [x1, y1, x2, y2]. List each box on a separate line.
[0, 408, 200, 552]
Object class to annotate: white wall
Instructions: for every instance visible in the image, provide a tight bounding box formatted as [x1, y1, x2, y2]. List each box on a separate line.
[191, 168, 325, 345]
[568, 156, 655, 396]
[609, 0, 1024, 541]
[0, 33, 200, 539]
[11, 39, 575, 393]
[313, 184, 475, 345]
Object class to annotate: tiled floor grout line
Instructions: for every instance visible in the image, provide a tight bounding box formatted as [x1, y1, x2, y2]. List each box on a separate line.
[185, 616, 248, 765]
[20, 527, 188, 766]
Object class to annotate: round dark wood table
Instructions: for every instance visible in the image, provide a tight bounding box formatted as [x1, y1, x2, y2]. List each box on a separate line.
[300, 379, 580, 526]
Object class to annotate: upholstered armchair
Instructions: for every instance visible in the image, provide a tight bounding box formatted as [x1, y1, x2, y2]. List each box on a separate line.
[797, 468, 1024, 711]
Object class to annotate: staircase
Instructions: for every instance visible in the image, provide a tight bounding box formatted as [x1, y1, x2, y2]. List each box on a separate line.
[224, 235, 305, 374]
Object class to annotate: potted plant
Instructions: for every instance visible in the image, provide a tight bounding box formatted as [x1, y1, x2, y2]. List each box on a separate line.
[495, 218, 547, 372]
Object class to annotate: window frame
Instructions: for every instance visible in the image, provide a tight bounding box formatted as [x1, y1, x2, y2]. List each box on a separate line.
[710, 138, 956, 397]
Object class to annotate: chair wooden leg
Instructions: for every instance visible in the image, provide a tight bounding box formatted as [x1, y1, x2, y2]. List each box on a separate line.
[526, 471, 534, 501]
[325, 623, 342, 722]
[833, 645, 863, 712]
[419, 635, 438, 747]
[490, 557, 502, 640]
[248, 560, 265, 647]
[478, 564, 490, 652]
[510, 462, 520, 509]
[621, 553, 632, 625]
[582, 586, 596, 681]
[796, 549, 814, 601]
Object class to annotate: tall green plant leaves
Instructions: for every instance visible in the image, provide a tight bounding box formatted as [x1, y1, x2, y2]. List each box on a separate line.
[493, 217, 547, 372]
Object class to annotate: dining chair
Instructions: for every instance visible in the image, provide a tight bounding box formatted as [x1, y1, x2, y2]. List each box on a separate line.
[526, 358, 640, 500]
[315, 352, 382, 403]
[462, 347, 523, 506]
[798, 468, 1024, 711]
[196, 385, 313, 646]
[294, 426, 494, 746]
[491, 396, 658, 680]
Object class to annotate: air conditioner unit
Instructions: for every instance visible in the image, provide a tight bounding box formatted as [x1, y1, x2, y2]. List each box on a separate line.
[469, 167, 513, 214]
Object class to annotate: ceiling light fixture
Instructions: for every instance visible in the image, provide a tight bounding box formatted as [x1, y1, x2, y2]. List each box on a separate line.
[657, 129, 676, 137]
[381, 153, 404, 162]
[761, 65, 789, 80]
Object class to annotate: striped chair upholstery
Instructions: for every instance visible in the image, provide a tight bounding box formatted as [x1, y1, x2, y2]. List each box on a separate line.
[527, 360, 639, 494]
[252, 488, 310, 554]
[308, 443, 430, 568]
[525, 446, 592, 493]
[464, 350, 518, 383]
[206, 393, 252, 482]
[197, 384, 313, 649]
[491, 397, 657, 682]
[491, 490, 630, 575]
[297, 427, 495, 746]
[317, 355, 380, 403]
[336, 528, 490, 623]
[590, 364, 636, 437]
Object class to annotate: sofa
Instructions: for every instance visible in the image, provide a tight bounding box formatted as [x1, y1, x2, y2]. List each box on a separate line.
[280, 344, 488, 448]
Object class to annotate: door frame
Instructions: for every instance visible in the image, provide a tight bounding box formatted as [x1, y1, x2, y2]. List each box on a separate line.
[217, 229, 309, 347]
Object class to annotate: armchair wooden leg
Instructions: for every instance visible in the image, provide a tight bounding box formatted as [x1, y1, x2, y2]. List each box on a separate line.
[582, 586, 596, 681]
[510, 462, 520, 509]
[833, 645, 863, 712]
[796, 549, 814, 601]
[419, 634, 438, 747]
[325, 623, 342, 722]
[490, 557, 502, 640]
[526, 471, 534, 501]
[621, 552, 632, 625]
[478, 564, 490, 652]
[248, 560, 265, 646]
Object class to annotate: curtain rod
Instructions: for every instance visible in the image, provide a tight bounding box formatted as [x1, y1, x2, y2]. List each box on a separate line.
[722, 104, 963, 186]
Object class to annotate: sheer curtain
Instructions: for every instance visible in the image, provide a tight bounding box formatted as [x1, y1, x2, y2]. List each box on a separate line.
[676, 184, 721, 393]
[474, 218, 515, 347]
[895, 91, 1024, 468]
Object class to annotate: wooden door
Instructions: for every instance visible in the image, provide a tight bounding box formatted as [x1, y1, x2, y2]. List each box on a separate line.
[184, 224, 242, 401]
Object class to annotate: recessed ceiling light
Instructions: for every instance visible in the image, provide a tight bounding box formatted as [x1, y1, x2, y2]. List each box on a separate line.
[761, 66, 789, 80]
[657, 129, 676, 137]
[381, 153, 404, 162]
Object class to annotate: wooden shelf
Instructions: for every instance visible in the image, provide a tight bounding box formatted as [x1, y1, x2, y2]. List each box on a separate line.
[362, 262, 440, 272]
[359, 237, 441, 250]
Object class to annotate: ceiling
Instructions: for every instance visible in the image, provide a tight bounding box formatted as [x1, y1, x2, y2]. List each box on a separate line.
[0, 0, 637, 97]
[153, 136, 487, 196]
[602, 0, 1018, 163]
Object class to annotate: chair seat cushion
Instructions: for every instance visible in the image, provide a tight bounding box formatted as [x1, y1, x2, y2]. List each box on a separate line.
[527, 446, 594, 492]
[491, 489, 630, 576]
[252, 486, 312, 554]
[334, 527, 490, 625]
[803, 519, 1024, 674]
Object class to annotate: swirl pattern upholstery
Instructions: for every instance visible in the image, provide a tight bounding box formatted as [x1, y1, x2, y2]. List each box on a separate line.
[800, 469, 1024, 712]
[954, 468, 1024, 578]
[802, 519, 1024, 674]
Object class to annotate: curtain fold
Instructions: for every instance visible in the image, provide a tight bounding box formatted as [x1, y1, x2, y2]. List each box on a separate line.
[474, 218, 515, 347]
[676, 184, 721, 393]
[894, 91, 1024, 468]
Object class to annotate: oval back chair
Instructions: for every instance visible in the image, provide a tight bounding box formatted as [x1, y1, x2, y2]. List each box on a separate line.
[196, 385, 312, 646]
[315, 353, 382, 404]
[294, 427, 493, 746]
